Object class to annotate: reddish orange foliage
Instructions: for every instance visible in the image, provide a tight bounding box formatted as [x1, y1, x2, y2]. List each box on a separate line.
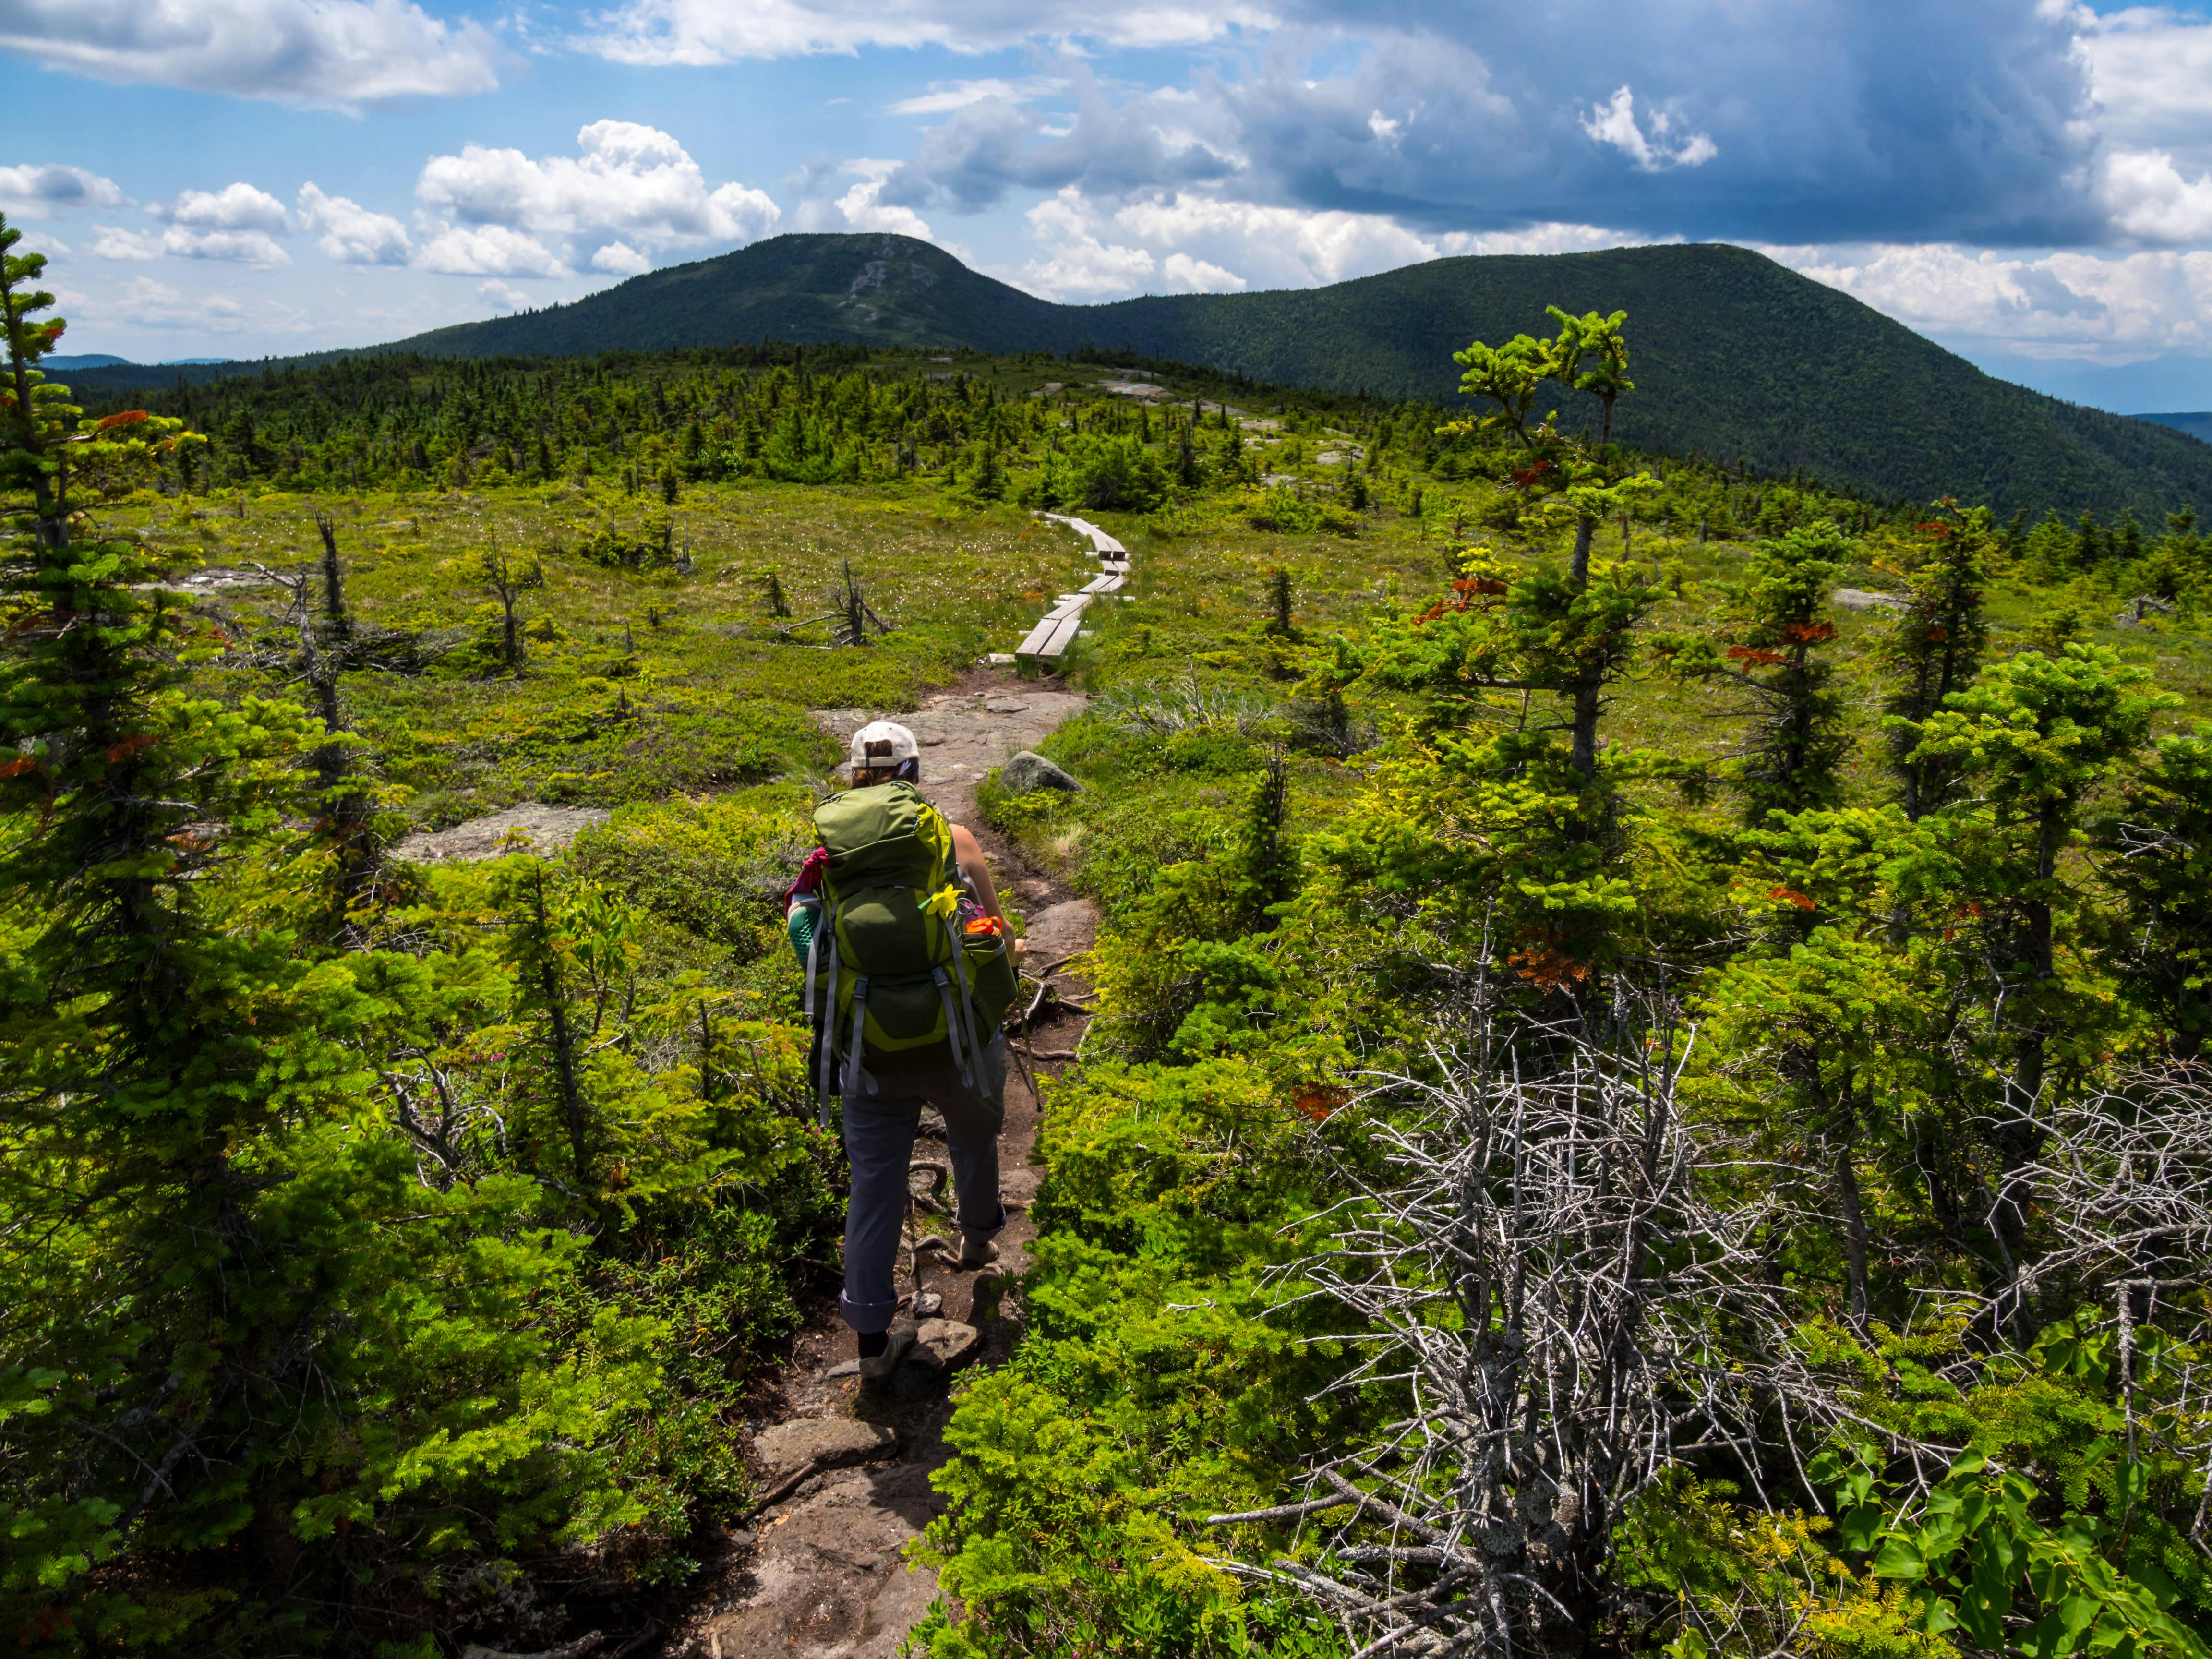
[1779, 622, 1835, 644]
[1508, 940, 1591, 991]
[1769, 886, 1817, 911]
[1727, 645, 1788, 666]
[1415, 576, 1509, 625]
[1293, 1085, 1350, 1123]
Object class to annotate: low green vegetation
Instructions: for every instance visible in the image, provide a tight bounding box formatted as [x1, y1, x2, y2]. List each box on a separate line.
[9, 215, 2212, 1659]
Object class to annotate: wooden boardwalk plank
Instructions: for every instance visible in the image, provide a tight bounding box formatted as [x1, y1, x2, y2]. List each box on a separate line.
[1017, 613, 1085, 661]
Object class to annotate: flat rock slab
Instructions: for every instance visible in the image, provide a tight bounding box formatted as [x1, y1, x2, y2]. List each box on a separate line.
[755, 1419, 898, 1487]
[813, 693, 1087, 800]
[1021, 899, 1101, 965]
[706, 1465, 942, 1659]
[1832, 588, 1905, 612]
[392, 804, 611, 863]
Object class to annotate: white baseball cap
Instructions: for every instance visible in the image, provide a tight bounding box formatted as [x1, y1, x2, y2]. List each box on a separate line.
[850, 721, 920, 769]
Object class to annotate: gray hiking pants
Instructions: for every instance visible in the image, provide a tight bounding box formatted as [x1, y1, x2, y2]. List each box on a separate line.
[839, 1038, 1008, 1334]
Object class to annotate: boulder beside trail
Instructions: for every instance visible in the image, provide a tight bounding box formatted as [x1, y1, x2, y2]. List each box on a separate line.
[999, 750, 1082, 795]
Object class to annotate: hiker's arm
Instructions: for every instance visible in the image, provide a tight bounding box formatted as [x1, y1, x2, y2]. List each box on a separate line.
[950, 823, 1027, 958]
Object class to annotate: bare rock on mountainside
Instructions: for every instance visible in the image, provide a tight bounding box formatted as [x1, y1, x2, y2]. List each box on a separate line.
[392, 804, 611, 863]
[1832, 588, 1907, 611]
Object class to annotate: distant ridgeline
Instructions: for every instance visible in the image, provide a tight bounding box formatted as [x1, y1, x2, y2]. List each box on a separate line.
[2140, 411, 2212, 445]
[65, 231, 2212, 517]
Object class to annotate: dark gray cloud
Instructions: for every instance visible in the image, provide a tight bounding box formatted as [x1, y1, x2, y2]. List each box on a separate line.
[875, 0, 2106, 247]
[875, 72, 1238, 213]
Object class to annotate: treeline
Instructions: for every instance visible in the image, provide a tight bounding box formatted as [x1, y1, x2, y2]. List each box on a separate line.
[78, 342, 1935, 541]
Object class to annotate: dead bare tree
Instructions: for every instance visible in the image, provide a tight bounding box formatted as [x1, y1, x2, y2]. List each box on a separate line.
[241, 513, 430, 933]
[1205, 994, 1859, 1659]
[830, 559, 890, 646]
[1202, 1011, 2212, 1659]
[1997, 1072, 2212, 1530]
[482, 541, 528, 672]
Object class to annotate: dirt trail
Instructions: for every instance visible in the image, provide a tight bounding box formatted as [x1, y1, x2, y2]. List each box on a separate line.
[665, 670, 1096, 1659]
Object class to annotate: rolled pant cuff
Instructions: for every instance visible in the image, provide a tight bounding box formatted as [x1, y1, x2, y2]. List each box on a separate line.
[958, 1199, 1008, 1240]
[839, 1291, 902, 1335]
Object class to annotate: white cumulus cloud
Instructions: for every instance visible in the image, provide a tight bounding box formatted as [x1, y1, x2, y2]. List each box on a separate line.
[2080, 5, 2212, 165]
[1580, 86, 1718, 173]
[2101, 149, 2212, 246]
[791, 159, 936, 239]
[0, 0, 502, 107]
[160, 182, 291, 233]
[414, 222, 567, 277]
[411, 120, 781, 277]
[1007, 186, 1650, 301]
[575, 0, 1267, 68]
[90, 225, 158, 260]
[1763, 240, 2212, 360]
[298, 183, 411, 264]
[477, 278, 534, 310]
[590, 240, 653, 276]
[154, 182, 291, 265]
[0, 163, 129, 213]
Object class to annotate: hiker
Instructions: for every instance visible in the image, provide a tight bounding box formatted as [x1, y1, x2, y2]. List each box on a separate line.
[788, 720, 1026, 1387]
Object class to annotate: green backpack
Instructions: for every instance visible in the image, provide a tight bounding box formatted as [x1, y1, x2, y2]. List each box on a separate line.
[800, 781, 1017, 1117]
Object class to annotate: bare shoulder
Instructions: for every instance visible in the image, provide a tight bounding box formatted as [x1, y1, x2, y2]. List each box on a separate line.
[948, 821, 985, 858]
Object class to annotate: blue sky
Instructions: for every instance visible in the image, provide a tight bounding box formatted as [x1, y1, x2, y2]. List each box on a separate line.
[8, 0, 2212, 411]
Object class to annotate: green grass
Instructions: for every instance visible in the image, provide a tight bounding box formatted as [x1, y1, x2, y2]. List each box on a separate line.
[103, 450, 2212, 841]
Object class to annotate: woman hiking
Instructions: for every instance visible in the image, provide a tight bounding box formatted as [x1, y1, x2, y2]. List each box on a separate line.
[787, 721, 1026, 1388]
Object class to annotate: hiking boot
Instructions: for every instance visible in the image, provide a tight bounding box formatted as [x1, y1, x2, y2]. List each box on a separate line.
[858, 1322, 915, 1390]
[957, 1236, 999, 1271]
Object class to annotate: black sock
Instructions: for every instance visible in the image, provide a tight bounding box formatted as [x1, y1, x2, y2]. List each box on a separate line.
[857, 1330, 888, 1359]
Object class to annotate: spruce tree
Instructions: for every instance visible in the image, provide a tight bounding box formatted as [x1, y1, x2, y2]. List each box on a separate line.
[1914, 645, 2173, 1259]
[1879, 504, 1992, 820]
[1676, 521, 1851, 824]
[1450, 305, 1660, 779]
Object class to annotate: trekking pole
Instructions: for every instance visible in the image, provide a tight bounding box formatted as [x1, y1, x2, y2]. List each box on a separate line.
[1004, 1015, 1040, 1102]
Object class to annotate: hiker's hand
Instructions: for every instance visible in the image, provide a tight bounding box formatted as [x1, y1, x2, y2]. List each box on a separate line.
[1011, 937, 1030, 962]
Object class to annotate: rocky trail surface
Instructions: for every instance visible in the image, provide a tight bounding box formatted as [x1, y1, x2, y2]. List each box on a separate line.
[659, 669, 1097, 1659]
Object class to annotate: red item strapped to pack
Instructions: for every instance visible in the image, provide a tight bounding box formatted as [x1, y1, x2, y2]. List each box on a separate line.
[964, 914, 1006, 937]
[788, 845, 830, 901]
